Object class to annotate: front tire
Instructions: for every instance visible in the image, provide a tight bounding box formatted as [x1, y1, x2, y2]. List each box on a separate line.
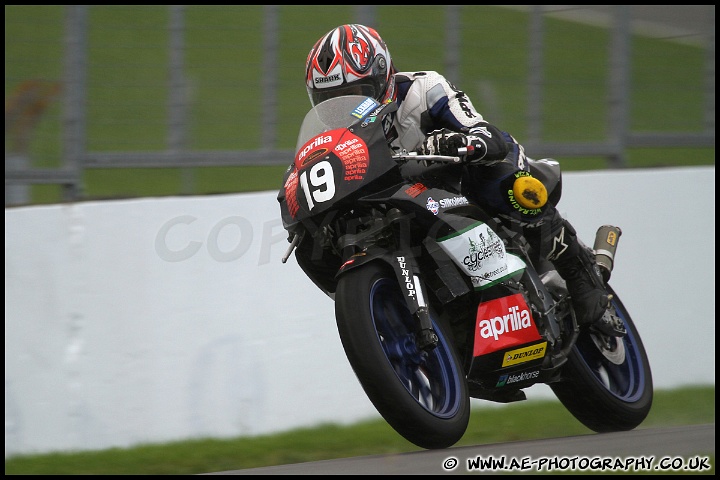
[335, 261, 470, 449]
[551, 284, 653, 432]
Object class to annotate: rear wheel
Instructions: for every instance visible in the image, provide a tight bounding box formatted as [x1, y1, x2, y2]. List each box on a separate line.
[551, 285, 653, 432]
[335, 261, 470, 449]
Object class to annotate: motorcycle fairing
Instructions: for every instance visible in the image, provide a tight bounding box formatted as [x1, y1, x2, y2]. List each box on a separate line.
[466, 292, 549, 388]
[282, 99, 399, 225]
[467, 343, 550, 400]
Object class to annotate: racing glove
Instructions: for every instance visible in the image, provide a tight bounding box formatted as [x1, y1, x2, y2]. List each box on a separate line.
[417, 128, 488, 162]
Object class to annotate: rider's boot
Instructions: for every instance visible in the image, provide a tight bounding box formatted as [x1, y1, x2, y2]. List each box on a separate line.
[523, 209, 625, 337]
[546, 222, 626, 337]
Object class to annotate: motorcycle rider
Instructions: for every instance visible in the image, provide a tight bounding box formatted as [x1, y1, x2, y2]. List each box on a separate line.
[304, 23, 625, 337]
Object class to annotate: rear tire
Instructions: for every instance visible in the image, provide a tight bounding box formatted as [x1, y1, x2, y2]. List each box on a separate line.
[335, 261, 470, 449]
[551, 285, 653, 432]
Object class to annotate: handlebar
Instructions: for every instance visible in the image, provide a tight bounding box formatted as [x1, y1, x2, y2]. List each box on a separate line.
[393, 147, 468, 165]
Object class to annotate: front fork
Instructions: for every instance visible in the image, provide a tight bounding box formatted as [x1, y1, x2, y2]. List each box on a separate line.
[386, 209, 438, 351]
[334, 208, 439, 351]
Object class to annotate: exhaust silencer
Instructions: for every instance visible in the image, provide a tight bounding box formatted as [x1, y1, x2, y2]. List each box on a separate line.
[593, 225, 622, 282]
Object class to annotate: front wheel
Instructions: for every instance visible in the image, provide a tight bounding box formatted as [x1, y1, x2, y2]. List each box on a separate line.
[551, 284, 653, 432]
[335, 261, 470, 449]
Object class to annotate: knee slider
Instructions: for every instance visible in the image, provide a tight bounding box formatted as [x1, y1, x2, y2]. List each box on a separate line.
[510, 173, 548, 210]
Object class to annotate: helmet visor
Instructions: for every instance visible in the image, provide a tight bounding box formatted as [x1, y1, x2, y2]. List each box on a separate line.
[310, 82, 379, 107]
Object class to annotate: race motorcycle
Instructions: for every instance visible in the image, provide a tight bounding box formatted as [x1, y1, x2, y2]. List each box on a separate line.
[277, 95, 653, 449]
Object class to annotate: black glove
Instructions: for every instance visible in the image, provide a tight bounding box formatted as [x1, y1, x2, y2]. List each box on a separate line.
[418, 128, 488, 162]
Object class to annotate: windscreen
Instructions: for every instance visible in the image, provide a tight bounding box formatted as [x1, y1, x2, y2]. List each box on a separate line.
[295, 96, 380, 153]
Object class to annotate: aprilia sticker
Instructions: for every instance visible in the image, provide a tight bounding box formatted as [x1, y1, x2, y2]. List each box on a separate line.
[283, 168, 300, 218]
[473, 293, 541, 357]
[334, 134, 369, 182]
[295, 130, 342, 168]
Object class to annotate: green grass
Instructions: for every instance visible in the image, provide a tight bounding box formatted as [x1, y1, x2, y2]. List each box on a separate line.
[4, 385, 714, 475]
[4, 6, 715, 206]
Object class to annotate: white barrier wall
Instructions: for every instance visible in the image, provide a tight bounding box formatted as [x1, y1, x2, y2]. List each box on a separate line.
[4, 166, 715, 457]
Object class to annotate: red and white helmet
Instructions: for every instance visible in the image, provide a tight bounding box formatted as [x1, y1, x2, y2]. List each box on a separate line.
[305, 24, 396, 107]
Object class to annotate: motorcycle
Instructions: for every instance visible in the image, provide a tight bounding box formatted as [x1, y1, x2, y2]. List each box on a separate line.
[277, 95, 653, 449]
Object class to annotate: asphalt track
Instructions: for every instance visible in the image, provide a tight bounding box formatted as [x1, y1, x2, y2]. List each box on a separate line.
[207, 5, 715, 475]
[507, 5, 714, 46]
[208, 424, 714, 475]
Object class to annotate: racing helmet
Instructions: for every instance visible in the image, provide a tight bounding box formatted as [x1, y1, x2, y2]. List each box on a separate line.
[305, 24, 396, 107]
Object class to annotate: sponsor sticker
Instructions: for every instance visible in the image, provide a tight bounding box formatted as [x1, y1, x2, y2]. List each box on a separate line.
[472, 293, 541, 357]
[606, 230, 618, 246]
[501, 342, 547, 367]
[496, 369, 541, 387]
[438, 222, 526, 290]
[439, 196, 469, 209]
[295, 130, 341, 168]
[351, 98, 380, 119]
[405, 183, 427, 198]
[334, 134, 369, 182]
[426, 197, 440, 215]
[314, 73, 341, 85]
[284, 168, 300, 218]
[396, 256, 416, 298]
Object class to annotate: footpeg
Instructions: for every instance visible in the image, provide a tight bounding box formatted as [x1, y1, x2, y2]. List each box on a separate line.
[591, 309, 627, 338]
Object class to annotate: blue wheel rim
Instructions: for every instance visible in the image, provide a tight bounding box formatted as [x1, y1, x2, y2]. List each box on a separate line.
[369, 278, 463, 418]
[574, 295, 649, 402]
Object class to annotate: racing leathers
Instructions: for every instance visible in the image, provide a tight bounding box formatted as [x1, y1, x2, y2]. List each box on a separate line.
[386, 70, 623, 337]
